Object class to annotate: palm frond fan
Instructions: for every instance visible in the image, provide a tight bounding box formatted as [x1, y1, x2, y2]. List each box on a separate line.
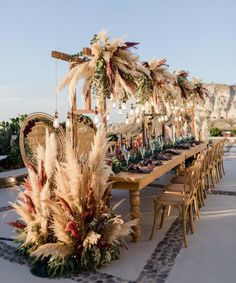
[19, 112, 65, 167]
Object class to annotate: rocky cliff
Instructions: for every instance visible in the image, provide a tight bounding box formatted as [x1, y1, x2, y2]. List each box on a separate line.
[198, 83, 236, 130]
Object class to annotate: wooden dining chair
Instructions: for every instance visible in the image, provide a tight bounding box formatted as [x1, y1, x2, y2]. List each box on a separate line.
[150, 163, 201, 247]
[216, 140, 226, 179]
[172, 155, 206, 202]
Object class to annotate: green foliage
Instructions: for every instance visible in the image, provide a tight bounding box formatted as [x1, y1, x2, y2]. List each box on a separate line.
[135, 75, 153, 104]
[0, 114, 27, 169]
[30, 256, 79, 278]
[29, 241, 122, 278]
[210, 127, 222, 137]
[133, 149, 142, 163]
[144, 148, 152, 158]
[108, 134, 118, 142]
[93, 58, 111, 100]
[184, 113, 192, 123]
[230, 129, 236, 136]
[90, 34, 99, 45]
[112, 157, 122, 173]
[80, 242, 122, 271]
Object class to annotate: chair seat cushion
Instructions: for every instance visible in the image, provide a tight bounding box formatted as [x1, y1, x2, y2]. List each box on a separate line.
[165, 183, 190, 193]
[171, 175, 188, 184]
[154, 192, 189, 205]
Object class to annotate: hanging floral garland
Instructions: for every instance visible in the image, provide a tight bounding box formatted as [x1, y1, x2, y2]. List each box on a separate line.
[143, 59, 178, 106]
[174, 70, 194, 100]
[58, 31, 152, 111]
[192, 77, 209, 101]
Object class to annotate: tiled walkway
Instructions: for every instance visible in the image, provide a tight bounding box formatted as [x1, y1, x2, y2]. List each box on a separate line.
[0, 148, 236, 282]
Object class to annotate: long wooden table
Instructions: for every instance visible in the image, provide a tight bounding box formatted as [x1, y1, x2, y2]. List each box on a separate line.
[110, 143, 207, 242]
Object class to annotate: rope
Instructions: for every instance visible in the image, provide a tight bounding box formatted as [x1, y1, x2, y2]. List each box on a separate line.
[54, 59, 58, 112]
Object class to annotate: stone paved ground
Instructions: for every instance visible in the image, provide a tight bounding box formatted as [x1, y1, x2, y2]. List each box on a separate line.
[1, 147, 236, 282]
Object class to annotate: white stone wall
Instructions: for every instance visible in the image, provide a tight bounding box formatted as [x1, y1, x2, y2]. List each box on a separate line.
[204, 83, 236, 120]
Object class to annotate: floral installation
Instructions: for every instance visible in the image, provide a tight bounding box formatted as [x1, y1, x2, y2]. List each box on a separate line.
[174, 70, 194, 100]
[192, 77, 209, 101]
[77, 114, 96, 131]
[143, 59, 178, 106]
[58, 30, 153, 111]
[8, 127, 137, 277]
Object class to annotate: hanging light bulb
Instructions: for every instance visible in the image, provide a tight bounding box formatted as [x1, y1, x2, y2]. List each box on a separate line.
[175, 116, 178, 122]
[122, 102, 126, 111]
[155, 107, 159, 114]
[53, 60, 59, 129]
[125, 113, 129, 125]
[118, 104, 122, 115]
[94, 115, 99, 124]
[130, 103, 134, 116]
[164, 114, 168, 121]
[53, 111, 59, 128]
[94, 107, 99, 124]
[66, 112, 71, 128]
[107, 112, 110, 121]
[179, 115, 182, 121]
[136, 116, 140, 123]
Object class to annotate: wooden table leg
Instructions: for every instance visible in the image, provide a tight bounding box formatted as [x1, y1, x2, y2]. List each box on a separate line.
[129, 190, 141, 242]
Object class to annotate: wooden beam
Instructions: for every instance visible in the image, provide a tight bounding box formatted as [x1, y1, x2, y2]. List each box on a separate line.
[73, 109, 94, 115]
[85, 91, 92, 110]
[51, 51, 83, 63]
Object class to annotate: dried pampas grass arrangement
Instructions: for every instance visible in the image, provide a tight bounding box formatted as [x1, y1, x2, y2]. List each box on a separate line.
[58, 31, 153, 111]
[9, 126, 137, 278]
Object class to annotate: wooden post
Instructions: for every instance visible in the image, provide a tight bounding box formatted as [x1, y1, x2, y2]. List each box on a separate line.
[129, 190, 141, 242]
[101, 99, 107, 129]
[85, 91, 92, 110]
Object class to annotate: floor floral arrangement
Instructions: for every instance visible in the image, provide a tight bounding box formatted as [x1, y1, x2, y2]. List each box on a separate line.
[8, 127, 137, 278]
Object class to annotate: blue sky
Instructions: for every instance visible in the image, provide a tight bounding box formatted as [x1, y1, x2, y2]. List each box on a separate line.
[0, 0, 236, 121]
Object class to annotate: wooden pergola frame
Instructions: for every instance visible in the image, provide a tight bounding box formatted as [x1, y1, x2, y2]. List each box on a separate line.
[52, 50, 196, 148]
[52, 50, 108, 148]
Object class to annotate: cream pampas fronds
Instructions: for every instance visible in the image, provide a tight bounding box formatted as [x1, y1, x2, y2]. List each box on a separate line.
[32, 243, 73, 259]
[89, 126, 113, 201]
[50, 204, 72, 244]
[103, 218, 138, 244]
[57, 31, 146, 110]
[10, 129, 57, 244]
[44, 128, 57, 179]
[63, 138, 84, 209]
